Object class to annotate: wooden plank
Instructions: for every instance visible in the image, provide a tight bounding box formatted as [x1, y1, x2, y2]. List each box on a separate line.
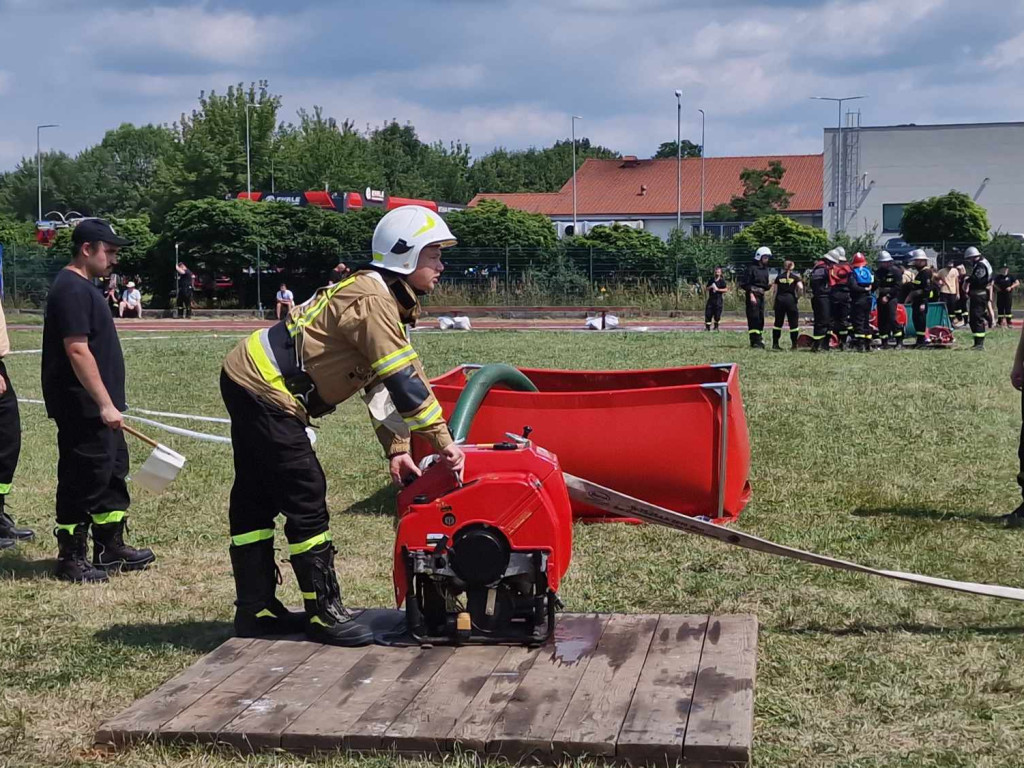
[159, 638, 320, 743]
[447, 645, 540, 752]
[280, 645, 424, 752]
[683, 614, 757, 766]
[616, 615, 709, 765]
[217, 644, 373, 751]
[94, 637, 264, 747]
[487, 613, 609, 762]
[382, 645, 509, 754]
[344, 646, 456, 750]
[552, 614, 659, 759]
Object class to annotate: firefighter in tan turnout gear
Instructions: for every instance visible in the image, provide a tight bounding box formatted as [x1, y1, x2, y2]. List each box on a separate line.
[220, 205, 466, 646]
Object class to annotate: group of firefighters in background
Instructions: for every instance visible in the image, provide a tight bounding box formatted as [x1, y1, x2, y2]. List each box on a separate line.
[719, 245, 1020, 351]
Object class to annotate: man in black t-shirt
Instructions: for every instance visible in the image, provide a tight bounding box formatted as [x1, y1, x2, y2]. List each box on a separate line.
[176, 262, 194, 318]
[42, 218, 156, 583]
[995, 266, 1019, 328]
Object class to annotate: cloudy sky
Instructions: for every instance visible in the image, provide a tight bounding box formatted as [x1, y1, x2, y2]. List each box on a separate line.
[1, 0, 1022, 171]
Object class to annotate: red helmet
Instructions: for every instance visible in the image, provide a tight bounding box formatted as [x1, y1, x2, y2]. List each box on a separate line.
[852, 253, 867, 267]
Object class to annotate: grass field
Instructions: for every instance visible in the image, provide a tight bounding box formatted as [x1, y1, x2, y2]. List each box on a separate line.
[3, 323, 1024, 768]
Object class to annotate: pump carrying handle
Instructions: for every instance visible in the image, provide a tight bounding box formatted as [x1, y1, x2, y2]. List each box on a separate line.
[448, 364, 538, 442]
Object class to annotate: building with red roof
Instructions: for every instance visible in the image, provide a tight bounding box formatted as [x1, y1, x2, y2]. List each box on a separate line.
[468, 154, 823, 240]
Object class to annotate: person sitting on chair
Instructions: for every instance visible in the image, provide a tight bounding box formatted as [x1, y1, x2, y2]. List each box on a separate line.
[275, 283, 294, 319]
[118, 282, 142, 318]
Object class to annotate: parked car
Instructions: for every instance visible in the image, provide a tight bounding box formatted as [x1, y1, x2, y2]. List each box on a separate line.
[883, 237, 917, 260]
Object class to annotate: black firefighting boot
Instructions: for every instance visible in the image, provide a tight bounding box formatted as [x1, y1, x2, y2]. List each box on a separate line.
[290, 541, 373, 647]
[771, 329, 782, 350]
[230, 539, 307, 637]
[790, 330, 799, 349]
[0, 496, 34, 542]
[91, 514, 156, 573]
[972, 337, 985, 351]
[704, 322, 711, 331]
[713, 322, 719, 331]
[1002, 502, 1024, 528]
[55, 524, 109, 583]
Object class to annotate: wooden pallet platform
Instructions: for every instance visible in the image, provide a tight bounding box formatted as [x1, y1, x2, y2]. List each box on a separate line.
[95, 611, 757, 765]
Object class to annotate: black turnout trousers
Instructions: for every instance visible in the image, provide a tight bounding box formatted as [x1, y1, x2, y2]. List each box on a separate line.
[969, 290, 989, 338]
[876, 291, 900, 339]
[704, 295, 723, 327]
[773, 294, 799, 331]
[811, 295, 831, 340]
[220, 371, 329, 546]
[830, 289, 851, 337]
[0, 361, 19, 495]
[998, 292, 1013, 322]
[54, 411, 131, 526]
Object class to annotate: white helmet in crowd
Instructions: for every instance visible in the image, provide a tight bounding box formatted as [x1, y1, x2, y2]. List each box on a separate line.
[755, 246, 772, 261]
[835, 246, 846, 258]
[371, 205, 457, 275]
[964, 246, 981, 259]
[877, 251, 893, 262]
[823, 250, 838, 263]
[908, 249, 928, 263]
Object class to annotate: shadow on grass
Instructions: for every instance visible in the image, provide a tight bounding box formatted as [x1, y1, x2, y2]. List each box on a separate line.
[94, 621, 233, 653]
[851, 506, 1006, 525]
[777, 622, 1024, 637]
[0, 551, 56, 580]
[340, 484, 397, 517]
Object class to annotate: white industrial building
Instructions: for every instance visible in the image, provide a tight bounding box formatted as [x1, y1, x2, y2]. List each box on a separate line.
[824, 120, 1024, 241]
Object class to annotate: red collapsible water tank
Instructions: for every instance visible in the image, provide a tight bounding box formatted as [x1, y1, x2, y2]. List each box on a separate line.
[414, 363, 752, 524]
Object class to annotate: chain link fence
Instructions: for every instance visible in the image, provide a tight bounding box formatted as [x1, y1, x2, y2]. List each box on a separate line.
[0, 245, 67, 307]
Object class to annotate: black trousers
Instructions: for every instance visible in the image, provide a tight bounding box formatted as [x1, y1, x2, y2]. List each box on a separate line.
[830, 290, 851, 337]
[811, 295, 831, 340]
[850, 292, 873, 339]
[745, 291, 765, 341]
[942, 294, 958, 321]
[176, 289, 193, 318]
[773, 294, 799, 331]
[704, 296, 723, 327]
[220, 371, 328, 547]
[876, 291, 900, 340]
[910, 293, 928, 340]
[998, 292, 1013, 323]
[969, 291, 989, 338]
[1019, 391, 1024, 502]
[54, 411, 130, 527]
[0, 361, 20, 496]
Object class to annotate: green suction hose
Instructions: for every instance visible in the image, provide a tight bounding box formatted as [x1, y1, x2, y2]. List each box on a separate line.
[448, 364, 538, 442]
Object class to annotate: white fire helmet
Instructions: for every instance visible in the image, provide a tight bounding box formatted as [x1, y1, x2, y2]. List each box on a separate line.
[835, 246, 846, 258]
[877, 251, 893, 262]
[755, 246, 772, 260]
[908, 249, 928, 262]
[371, 205, 457, 275]
[823, 250, 838, 264]
[965, 246, 981, 259]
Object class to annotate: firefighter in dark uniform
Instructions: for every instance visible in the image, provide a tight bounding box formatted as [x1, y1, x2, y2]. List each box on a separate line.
[771, 260, 802, 350]
[1007, 327, 1024, 526]
[809, 251, 835, 352]
[849, 253, 874, 352]
[903, 250, 935, 348]
[220, 206, 465, 646]
[964, 246, 992, 350]
[830, 247, 853, 349]
[740, 246, 771, 348]
[704, 267, 727, 331]
[995, 266, 1019, 328]
[0, 300, 35, 548]
[874, 251, 904, 349]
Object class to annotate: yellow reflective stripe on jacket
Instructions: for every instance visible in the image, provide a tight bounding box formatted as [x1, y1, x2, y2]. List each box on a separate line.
[245, 330, 294, 400]
[404, 401, 443, 431]
[286, 277, 356, 338]
[0, 482, 11, 495]
[231, 528, 274, 547]
[372, 345, 418, 377]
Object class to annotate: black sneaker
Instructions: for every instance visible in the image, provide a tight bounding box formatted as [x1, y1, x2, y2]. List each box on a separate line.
[55, 525, 109, 583]
[92, 516, 156, 573]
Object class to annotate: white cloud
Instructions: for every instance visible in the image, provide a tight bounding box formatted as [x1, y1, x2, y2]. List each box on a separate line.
[982, 30, 1024, 69]
[87, 7, 298, 64]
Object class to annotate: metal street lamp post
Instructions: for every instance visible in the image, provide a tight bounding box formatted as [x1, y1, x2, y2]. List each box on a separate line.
[698, 108, 706, 236]
[36, 123, 59, 223]
[245, 102, 265, 315]
[674, 90, 682, 232]
[571, 115, 582, 236]
[810, 95, 865, 233]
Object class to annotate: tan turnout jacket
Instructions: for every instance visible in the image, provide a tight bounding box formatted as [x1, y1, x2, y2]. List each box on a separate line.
[222, 270, 452, 456]
[0, 301, 9, 358]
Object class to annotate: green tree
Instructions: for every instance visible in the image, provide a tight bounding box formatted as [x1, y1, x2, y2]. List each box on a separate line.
[272, 107, 374, 193]
[899, 190, 990, 245]
[467, 138, 619, 195]
[983, 234, 1024, 273]
[569, 224, 667, 274]
[445, 199, 556, 249]
[667, 230, 727, 284]
[732, 214, 829, 263]
[110, 214, 158, 277]
[0, 214, 35, 247]
[730, 161, 793, 220]
[654, 140, 702, 159]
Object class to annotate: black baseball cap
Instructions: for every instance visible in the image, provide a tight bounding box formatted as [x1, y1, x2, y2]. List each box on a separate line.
[72, 218, 133, 247]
